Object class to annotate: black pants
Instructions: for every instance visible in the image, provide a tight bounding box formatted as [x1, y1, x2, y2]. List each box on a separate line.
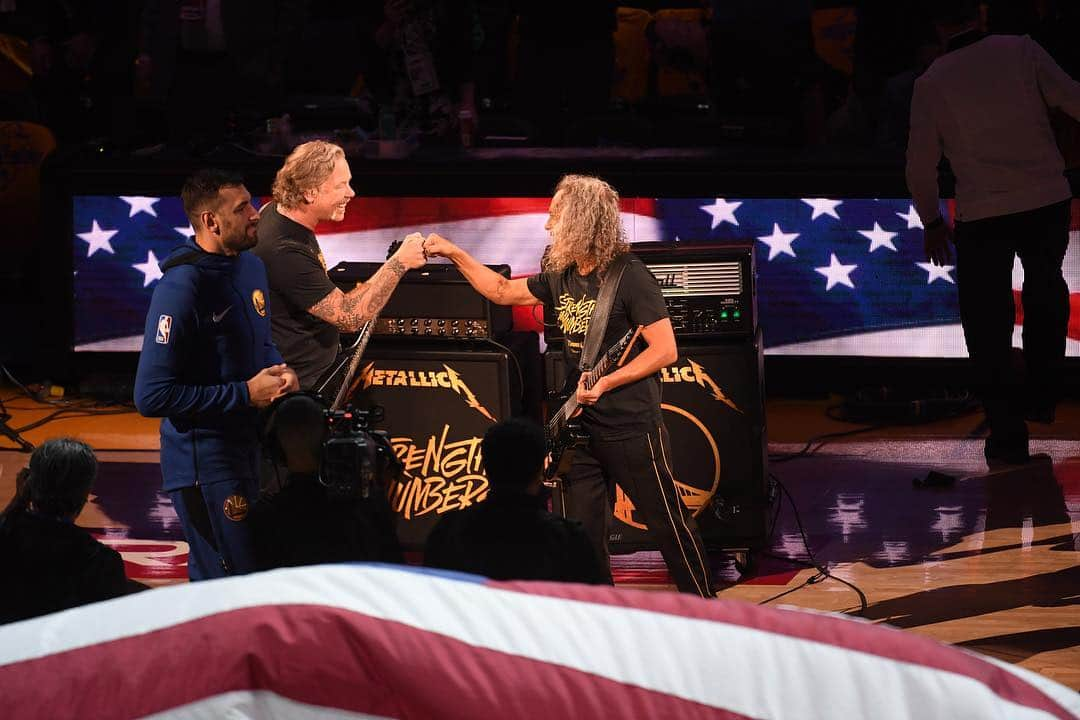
[563, 422, 715, 597]
[955, 200, 1071, 451]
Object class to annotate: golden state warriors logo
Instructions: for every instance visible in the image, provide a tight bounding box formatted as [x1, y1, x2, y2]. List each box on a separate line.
[615, 357, 740, 530]
[251, 289, 267, 317]
[359, 362, 496, 422]
[554, 293, 596, 351]
[613, 404, 721, 530]
[222, 494, 249, 521]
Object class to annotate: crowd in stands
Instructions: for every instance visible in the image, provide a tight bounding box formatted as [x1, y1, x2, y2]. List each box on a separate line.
[0, 1, 1076, 154]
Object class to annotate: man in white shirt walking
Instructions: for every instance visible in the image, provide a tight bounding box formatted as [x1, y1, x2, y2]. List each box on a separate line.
[906, 1, 1080, 465]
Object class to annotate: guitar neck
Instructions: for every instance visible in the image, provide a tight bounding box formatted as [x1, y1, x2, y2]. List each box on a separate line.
[546, 326, 640, 443]
[330, 320, 374, 411]
[549, 355, 612, 433]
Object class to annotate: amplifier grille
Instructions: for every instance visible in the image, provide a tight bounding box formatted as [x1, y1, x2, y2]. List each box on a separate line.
[646, 261, 743, 297]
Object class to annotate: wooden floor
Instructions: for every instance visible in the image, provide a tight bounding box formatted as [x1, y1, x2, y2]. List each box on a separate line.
[1, 390, 1078, 690]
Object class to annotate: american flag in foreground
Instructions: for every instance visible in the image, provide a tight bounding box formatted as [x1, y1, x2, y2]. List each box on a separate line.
[1, 565, 1077, 719]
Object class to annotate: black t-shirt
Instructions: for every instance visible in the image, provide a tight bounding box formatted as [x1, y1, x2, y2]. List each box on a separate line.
[0, 511, 133, 623]
[527, 253, 668, 439]
[253, 203, 340, 389]
[248, 473, 403, 570]
[423, 490, 606, 584]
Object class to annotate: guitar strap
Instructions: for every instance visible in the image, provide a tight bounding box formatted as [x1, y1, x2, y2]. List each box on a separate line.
[578, 253, 632, 372]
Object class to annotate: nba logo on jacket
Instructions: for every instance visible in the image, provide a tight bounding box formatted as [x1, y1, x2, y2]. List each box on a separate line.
[155, 314, 172, 344]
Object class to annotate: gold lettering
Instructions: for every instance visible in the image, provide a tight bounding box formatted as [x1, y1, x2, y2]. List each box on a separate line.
[426, 425, 448, 476]
[554, 293, 596, 337]
[386, 426, 490, 519]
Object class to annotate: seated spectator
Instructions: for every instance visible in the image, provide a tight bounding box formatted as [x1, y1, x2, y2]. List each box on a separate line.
[0, 438, 140, 624]
[249, 393, 403, 570]
[424, 417, 606, 584]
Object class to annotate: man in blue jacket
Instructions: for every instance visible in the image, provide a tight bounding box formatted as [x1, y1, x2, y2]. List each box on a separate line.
[135, 169, 299, 580]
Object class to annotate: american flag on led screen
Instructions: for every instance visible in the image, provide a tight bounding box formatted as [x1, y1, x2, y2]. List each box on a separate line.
[2, 564, 1077, 719]
[72, 195, 1080, 356]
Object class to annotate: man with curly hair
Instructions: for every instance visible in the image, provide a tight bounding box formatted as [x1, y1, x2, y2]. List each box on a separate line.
[254, 141, 427, 390]
[424, 175, 715, 597]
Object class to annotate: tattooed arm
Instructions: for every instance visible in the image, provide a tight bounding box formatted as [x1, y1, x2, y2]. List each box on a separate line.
[307, 233, 426, 331]
[423, 233, 541, 306]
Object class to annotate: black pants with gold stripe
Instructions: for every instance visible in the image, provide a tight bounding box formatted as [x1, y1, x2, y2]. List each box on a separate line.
[563, 422, 716, 597]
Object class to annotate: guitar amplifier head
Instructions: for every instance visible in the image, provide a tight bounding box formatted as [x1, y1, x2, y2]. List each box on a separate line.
[329, 261, 513, 339]
[636, 242, 757, 340]
[543, 243, 757, 346]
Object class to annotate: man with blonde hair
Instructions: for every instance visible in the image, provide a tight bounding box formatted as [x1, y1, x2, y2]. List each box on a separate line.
[424, 175, 715, 597]
[255, 141, 427, 389]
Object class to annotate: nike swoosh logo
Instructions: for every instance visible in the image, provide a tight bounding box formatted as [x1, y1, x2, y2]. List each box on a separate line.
[212, 306, 232, 323]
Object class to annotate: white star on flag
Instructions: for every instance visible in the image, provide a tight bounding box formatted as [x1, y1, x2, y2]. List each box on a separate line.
[174, 225, 195, 239]
[815, 253, 857, 290]
[896, 204, 924, 229]
[76, 220, 118, 257]
[756, 223, 799, 260]
[120, 196, 160, 218]
[132, 250, 164, 287]
[859, 222, 898, 253]
[801, 198, 842, 221]
[915, 262, 955, 284]
[700, 198, 742, 229]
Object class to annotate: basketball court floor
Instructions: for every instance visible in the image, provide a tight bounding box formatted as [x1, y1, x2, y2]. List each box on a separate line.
[2, 392, 1077, 690]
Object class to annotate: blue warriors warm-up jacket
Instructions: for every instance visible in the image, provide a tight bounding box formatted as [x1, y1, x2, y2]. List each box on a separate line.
[134, 242, 284, 491]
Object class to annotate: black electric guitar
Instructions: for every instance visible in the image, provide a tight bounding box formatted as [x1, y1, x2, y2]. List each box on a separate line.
[544, 325, 643, 483]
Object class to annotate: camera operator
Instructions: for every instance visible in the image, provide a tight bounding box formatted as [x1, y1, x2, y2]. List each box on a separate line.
[424, 418, 607, 584]
[249, 393, 403, 570]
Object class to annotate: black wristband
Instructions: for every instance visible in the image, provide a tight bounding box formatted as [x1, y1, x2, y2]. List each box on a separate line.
[925, 216, 945, 231]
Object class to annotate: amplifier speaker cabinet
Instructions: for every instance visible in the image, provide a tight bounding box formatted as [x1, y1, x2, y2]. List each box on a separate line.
[547, 331, 768, 553]
[347, 347, 511, 549]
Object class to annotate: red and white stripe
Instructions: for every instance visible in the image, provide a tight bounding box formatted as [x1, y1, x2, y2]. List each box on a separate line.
[1, 565, 1076, 719]
[313, 196, 665, 275]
